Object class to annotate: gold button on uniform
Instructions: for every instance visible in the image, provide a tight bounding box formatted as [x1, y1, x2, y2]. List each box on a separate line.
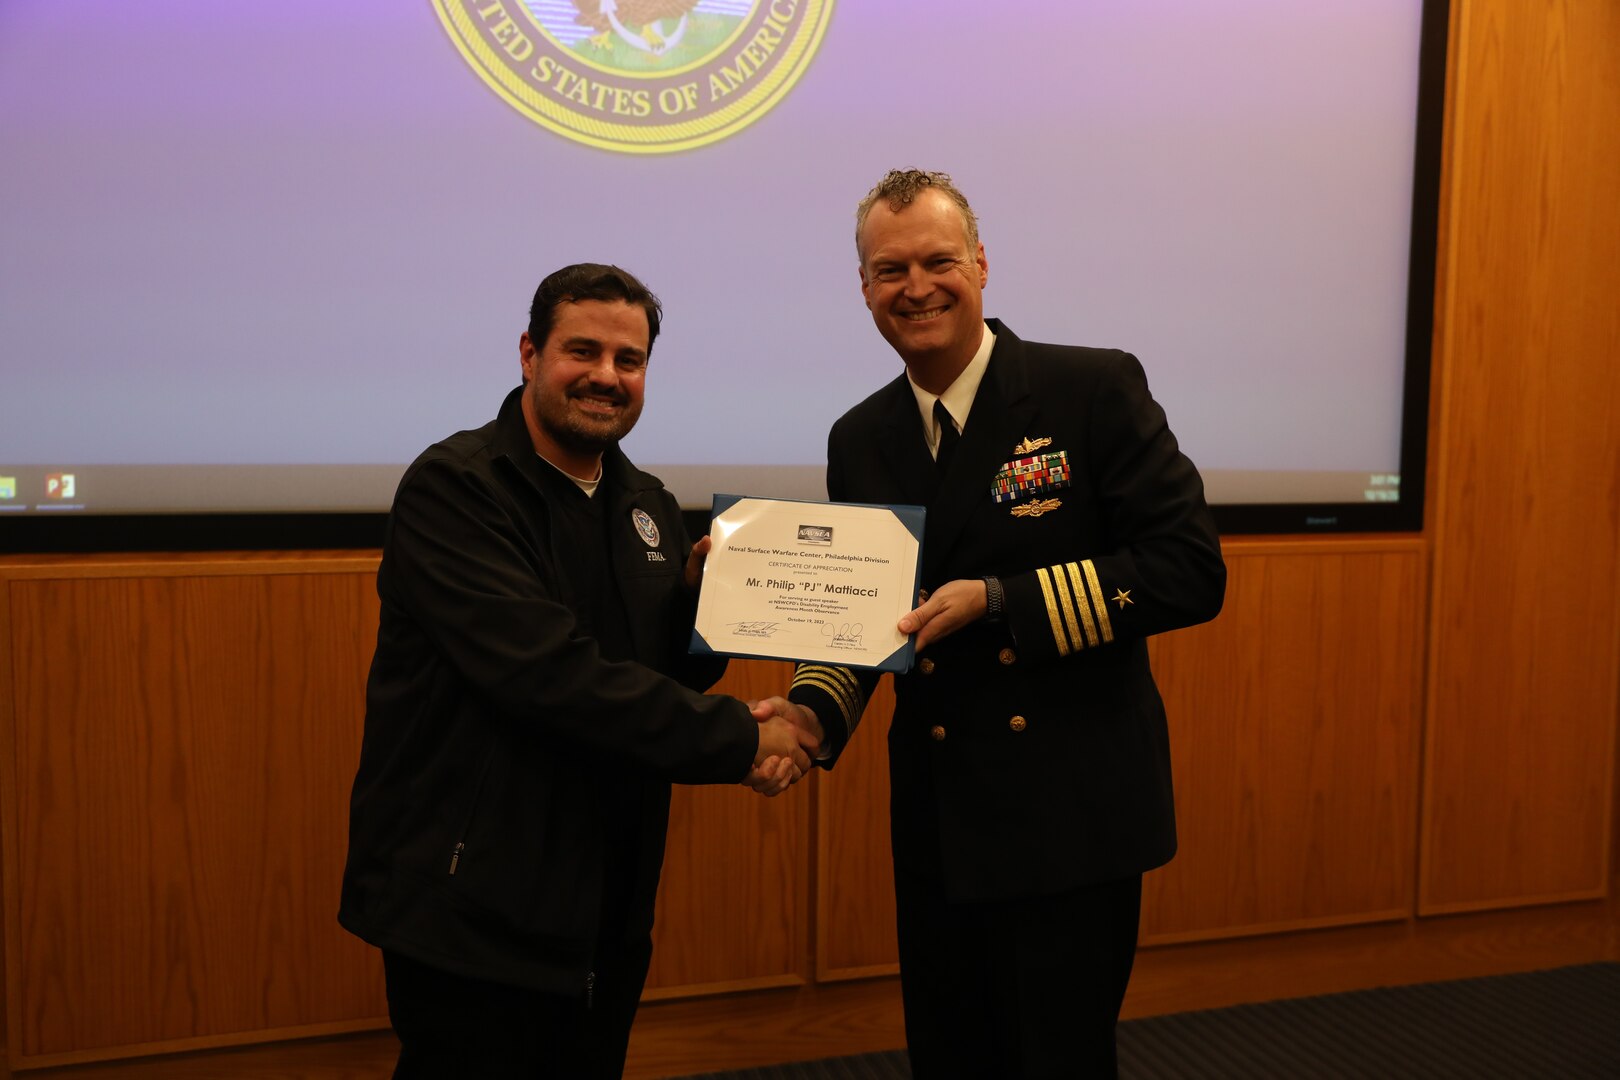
[998, 647, 1017, 666]
[1009, 715, 1027, 732]
[919, 658, 936, 675]
[930, 725, 947, 741]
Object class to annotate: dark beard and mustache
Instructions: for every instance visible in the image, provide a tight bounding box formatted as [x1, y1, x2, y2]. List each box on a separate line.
[529, 378, 643, 455]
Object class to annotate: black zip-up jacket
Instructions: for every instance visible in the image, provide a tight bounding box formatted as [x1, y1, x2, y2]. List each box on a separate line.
[339, 387, 757, 996]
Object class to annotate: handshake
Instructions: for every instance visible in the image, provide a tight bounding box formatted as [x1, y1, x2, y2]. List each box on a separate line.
[744, 697, 824, 797]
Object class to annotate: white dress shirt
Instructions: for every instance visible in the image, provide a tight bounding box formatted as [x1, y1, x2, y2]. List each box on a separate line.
[907, 322, 997, 459]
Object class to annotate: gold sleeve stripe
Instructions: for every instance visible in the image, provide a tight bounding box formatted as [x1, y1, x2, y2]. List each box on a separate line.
[792, 665, 863, 732]
[1082, 560, 1114, 643]
[796, 673, 856, 730]
[792, 662, 834, 689]
[1048, 564, 1087, 652]
[1034, 567, 1073, 657]
[840, 669, 868, 722]
[792, 663, 862, 708]
[831, 666, 865, 714]
[792, 671, 855, 730]
[1063, 562, 1101, 648]
[798, 662, 859, 697]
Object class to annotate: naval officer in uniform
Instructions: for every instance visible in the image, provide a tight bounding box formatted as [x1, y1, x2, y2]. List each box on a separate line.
[764, 170, 1226, 1077]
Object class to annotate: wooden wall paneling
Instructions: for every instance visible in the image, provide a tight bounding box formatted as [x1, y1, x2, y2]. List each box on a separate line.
[1142, 541, 1426, 944]
[644, 661, 812, 998]
[1420, 0, 1620, 914]
[4, 568, 386, 1069]
[628, 977, 906, 1079]
[815, 678, 899, 981]
[1127, 886, 1618, 1022]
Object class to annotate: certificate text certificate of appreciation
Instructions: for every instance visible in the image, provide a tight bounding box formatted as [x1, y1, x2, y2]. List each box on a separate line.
[691, 496, 924, 672]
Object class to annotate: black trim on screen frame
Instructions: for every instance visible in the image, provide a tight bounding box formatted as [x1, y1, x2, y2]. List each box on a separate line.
[0, 513, 389, 554]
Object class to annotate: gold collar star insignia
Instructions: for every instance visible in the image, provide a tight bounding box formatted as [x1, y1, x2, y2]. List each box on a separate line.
[1113, 588, 1133, 609]
[1013, 436, 1053, 455]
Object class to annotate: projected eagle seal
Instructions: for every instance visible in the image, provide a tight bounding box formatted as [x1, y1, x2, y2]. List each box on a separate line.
[432, 0, 834, 153]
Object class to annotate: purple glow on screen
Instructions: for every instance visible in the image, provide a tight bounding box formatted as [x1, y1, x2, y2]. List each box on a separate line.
[0, 1, 1424, 507]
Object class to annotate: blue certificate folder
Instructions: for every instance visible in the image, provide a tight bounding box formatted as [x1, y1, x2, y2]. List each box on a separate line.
[689, 494, 926, 674]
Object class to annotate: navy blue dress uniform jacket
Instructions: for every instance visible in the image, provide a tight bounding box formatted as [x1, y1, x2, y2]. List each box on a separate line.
[789, 321, 1225, 903]
[340, 386, 759, 997]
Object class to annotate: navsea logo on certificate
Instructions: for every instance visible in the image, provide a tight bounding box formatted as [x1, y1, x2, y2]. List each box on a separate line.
[797, 524, 832, 544]
[433, 1, 834, 153]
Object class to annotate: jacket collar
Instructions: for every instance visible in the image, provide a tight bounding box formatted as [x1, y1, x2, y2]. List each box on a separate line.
[492, 385, 664, 505]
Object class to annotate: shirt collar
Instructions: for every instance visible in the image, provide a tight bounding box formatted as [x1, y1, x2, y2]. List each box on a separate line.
[536, 451, 603, 498]
[907, 322, 996, 454]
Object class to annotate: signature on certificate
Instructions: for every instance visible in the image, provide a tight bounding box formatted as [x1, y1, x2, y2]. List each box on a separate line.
[728, 621, 782, 638]
[820, 621, 865, 647]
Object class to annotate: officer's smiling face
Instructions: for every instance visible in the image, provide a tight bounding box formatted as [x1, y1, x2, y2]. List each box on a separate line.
[858, 187, 988, 376]
[519, 299, 649, 474]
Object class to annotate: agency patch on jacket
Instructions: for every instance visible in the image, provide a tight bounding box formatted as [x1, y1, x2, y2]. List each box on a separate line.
[991, 449, 1071, 505]
[632, 507, 661, 547]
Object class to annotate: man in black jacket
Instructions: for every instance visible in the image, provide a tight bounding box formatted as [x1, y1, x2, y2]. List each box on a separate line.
[760, 171, 1226, 1077]
[340, 264, 811, 1077]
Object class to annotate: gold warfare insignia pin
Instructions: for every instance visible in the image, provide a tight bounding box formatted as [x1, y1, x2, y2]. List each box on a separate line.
[1009, 498, 1062, 518]
[1013, 436, 1053, 455]
[432, 0, 835, 154]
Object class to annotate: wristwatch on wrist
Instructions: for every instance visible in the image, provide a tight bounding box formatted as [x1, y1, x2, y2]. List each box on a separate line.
[982, 575, 1004, 624]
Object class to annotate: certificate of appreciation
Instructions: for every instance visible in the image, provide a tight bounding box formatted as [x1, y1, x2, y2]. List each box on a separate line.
[690, 495, 925, 673]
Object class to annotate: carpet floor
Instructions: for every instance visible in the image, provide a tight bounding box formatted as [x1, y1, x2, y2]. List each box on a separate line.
[673, 962, 1620, 1079]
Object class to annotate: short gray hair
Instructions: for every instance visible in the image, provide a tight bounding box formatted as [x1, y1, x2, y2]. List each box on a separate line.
[854, 169, 980, 260]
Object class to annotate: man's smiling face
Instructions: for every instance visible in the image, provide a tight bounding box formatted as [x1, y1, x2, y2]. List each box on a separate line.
[519, 298, 649, 477]
[857, 186, 988, 378]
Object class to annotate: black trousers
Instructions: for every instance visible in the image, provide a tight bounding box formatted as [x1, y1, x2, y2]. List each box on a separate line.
[895, 868, 1144, 1080]
[383, 938, 652, 1079]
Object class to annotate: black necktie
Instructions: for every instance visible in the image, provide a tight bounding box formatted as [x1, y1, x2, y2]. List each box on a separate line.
[934, 399, 959, 472]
